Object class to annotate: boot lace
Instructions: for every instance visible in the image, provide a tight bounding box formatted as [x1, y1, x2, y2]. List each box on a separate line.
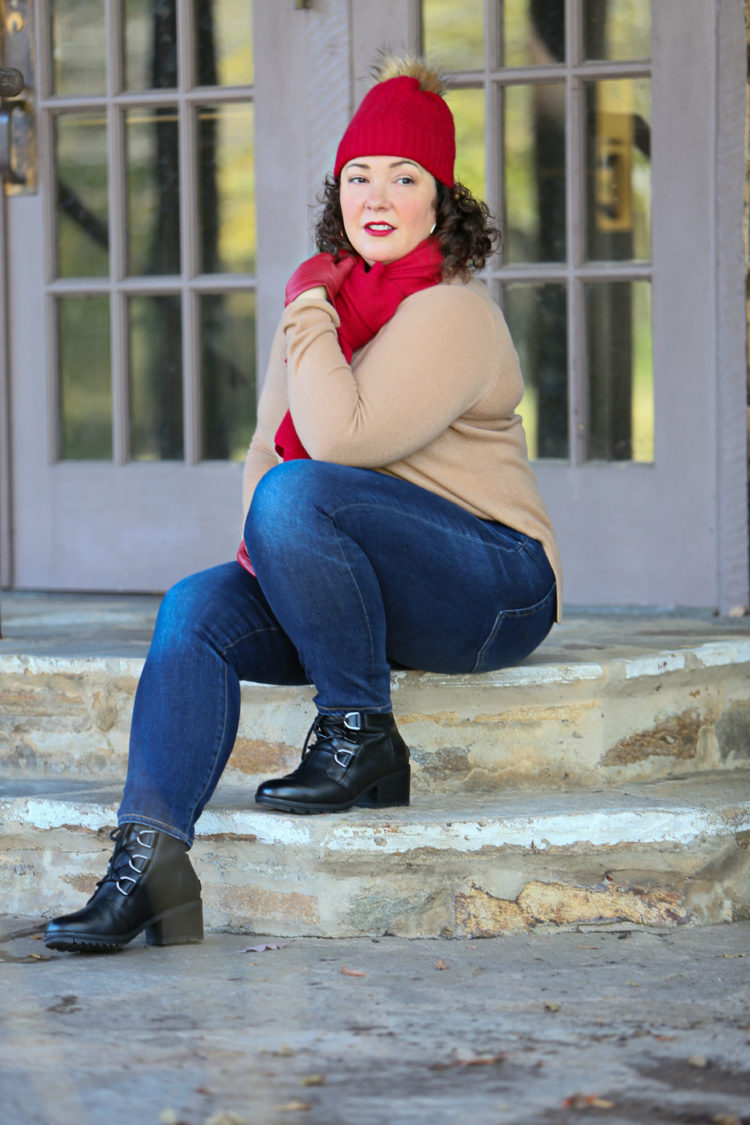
[301, 714, 360, 769]
[94, 826, 158, 898]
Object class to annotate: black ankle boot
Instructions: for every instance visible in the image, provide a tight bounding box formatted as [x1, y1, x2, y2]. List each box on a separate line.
[255, 711, 410, 814]
[43, 824, 203, 953]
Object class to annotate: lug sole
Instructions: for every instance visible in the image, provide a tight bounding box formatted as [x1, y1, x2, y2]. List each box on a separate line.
[43, 899, 204, 952]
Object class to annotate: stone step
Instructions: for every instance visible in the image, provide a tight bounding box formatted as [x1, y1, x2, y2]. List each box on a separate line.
[2, 772, 749, 937]
[2, 629, 750, 792]
[2, 596, 750, 937]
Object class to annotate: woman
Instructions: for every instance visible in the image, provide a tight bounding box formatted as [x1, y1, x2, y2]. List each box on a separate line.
[44, 58, 562, 953]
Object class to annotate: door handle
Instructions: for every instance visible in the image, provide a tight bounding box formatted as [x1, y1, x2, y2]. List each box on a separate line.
[0, 66, 26, 185]
[0, 102, 26, 185]
[1, 1, 36, 195]
[0, 65, 23, 98]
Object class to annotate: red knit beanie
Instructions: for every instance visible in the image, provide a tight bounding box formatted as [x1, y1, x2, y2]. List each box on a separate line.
[334, 64, 456, 188]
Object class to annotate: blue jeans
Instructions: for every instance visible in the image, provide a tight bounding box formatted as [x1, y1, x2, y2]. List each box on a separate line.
[119, 462, 555, 843]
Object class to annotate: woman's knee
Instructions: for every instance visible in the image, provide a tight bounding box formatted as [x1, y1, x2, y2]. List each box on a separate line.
[246, 461, 343, 553]
[152, 565, 243, 651]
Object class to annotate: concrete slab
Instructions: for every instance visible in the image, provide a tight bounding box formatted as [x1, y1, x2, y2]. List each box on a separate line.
[1, 915, 749, 1125]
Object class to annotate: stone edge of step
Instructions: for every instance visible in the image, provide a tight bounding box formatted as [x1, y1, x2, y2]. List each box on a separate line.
[2, 634, 750, 690]
[2, 773, 749, 854]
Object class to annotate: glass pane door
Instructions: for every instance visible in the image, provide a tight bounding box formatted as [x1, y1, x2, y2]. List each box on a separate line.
[6, 0, 259, 590]
[422, 0, 653, 465]
[417, 0, 707, 607]
[51, 0, 257, 466]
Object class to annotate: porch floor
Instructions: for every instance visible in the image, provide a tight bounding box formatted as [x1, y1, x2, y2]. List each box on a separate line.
[2, 587, 750, 663]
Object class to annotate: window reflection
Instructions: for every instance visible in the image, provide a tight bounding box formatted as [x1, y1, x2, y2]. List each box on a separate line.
[126, 107, 181, 276]
[502, 0, 565, 67]
[505, 283, 568, 460]
[445, 88, 485, 203]
[586, 79, 651, 262]
[201, 293, 256, 460]
[195, 0, 254, 87]
[52, 0, 107, 95]
[503, 83, 566, 263]
[583, 0, 650, 60]
[55, 114, 109, 278]
[422, 0, 484, 70]
[129, 296, 183, 460]
[197, 104, 255, 274]
[586, 281, 653, 462]
[124, 0, 178, 91]
[58, 297, 112, 460]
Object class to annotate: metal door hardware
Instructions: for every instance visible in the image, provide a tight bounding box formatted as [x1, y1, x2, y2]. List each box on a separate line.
[0, 64, 22, 96]
[1, 0, 36, 194]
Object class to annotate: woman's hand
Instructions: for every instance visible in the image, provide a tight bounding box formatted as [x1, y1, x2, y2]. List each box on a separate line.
[285, 253, 357, 306]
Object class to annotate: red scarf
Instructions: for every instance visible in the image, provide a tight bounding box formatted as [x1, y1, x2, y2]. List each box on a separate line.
[238, 236, 444, 575]
[274, 236, 444, 460]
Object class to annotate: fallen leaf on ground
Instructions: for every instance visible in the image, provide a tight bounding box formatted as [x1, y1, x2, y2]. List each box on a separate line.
[544, 1001, 562, 1012]
[562, 1093, 614, 1109]
[238, 943, 289, 954]
[340, 966, 366, 977]
[277, 1102, 311, 1113]
[712, 1114, 741, 1125]
[722, 953, 745, 959]
[687, 1054, 709, 1068]
[463, 1055, 507, 1067]
[206, 1113, 248, 1125]
[300, 1075, 325, 1087]
[159, 1111, 185, 1125]
[430, 1053, 507, 1070]
[653, 1035, 675, 1041]
[434, 959, 449, 970]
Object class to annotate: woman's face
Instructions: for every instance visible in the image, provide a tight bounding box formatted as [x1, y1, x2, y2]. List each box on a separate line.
[339, 155, 437, 266]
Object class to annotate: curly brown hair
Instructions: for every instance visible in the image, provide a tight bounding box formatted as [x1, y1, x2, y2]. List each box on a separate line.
[313, 175, 501, 280]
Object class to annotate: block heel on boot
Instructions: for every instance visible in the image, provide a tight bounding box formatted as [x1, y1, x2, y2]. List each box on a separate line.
[145, 899, 204, 946]
[256, 711, 411, 814]
[44, 824, 203, 953]
[357, 765, 410, 808]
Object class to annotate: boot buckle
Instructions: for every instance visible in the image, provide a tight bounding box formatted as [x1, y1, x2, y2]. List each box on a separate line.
[333, 747, 356, 768]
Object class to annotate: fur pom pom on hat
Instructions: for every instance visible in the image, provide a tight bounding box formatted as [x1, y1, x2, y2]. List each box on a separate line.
[334, 57, 455, 187]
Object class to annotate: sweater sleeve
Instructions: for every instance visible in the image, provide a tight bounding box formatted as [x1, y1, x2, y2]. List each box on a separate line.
[281, 283, 503, 468]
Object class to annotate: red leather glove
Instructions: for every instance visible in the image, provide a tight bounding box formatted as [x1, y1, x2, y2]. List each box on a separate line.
[284, 252, 357, 306]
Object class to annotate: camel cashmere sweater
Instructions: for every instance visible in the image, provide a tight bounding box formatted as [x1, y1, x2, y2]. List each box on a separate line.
[241, 276, 563, 620]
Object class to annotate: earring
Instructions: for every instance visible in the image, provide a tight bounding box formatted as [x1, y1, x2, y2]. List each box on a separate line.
[430, 222, 437, 234]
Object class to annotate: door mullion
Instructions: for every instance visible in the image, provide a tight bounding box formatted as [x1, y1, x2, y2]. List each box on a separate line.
[178, 0, 198, 465]
[106, 0, 128, 465]
[567, 0, 585, 467]
[109, 103, 128, 465]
